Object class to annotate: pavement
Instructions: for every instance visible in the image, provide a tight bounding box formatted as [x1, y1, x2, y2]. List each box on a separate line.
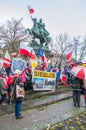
[0, 93, 85, 130]
[0, 91, 72, 116]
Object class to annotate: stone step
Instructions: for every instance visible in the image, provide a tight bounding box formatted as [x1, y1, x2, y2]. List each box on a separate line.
[0, 91, 72, 116]
[24, 86, 71, 100]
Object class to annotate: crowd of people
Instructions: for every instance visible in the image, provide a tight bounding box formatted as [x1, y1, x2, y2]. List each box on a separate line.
[0, 60, 60, 119]
[0, 59, 86, 120]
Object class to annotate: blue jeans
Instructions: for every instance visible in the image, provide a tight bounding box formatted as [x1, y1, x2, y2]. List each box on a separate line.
[15, 100, 22, 117]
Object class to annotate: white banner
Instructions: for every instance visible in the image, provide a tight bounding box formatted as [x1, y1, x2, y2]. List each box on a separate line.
[32, 70, 56, 91]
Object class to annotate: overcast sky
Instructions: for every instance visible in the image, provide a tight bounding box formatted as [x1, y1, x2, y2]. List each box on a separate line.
[0, 0, 86, 38]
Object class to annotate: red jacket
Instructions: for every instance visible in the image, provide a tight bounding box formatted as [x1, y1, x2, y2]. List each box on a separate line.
[7, 75, 14, 85]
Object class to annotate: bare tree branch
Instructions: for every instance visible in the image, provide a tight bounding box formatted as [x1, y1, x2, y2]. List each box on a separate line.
[0, 18, 30, 53]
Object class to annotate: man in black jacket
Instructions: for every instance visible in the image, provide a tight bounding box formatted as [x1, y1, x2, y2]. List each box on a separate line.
[70, 74, 83, 107]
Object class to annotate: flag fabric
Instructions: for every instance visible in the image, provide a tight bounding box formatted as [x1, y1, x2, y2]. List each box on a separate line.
[30, 49, 36, 60]
[60, 75, 70, 86]
[19, 42, 36, 59]
[3, 51, 11, 67]
[19, 42, 32, 57]
[42, 53, 48, 63]
[27, 5, 35, 14]
[66, 47, 73, 62]
[38, 48, 43, 56]
[41, 52, 48, 69]
[71, 66, 86, 79]
[42, 52, 46, 61]
[11, 52, 17, 57]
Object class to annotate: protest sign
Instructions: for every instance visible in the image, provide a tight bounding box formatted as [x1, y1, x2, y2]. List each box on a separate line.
[32, 70, 56, 91]
[11, 58, 26, 74]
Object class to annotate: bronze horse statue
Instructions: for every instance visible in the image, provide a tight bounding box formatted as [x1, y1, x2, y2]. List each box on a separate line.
[27, 18, 51, 47]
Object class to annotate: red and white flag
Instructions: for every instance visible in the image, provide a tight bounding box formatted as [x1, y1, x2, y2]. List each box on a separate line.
[30, 49, 36, 60]
[60, 75, 70, 87]
[42, 52, 48, 67]
[11, 52, 17, 57]
[3, 51, 11, 67]
[42, 52, 46, 61]
[66, 47, 73, 62]
[19, 42, 36, 60]
[27, 5, 35, 14]
[19, 42, 32, 57]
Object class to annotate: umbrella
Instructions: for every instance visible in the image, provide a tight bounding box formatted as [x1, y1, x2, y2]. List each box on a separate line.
[71, 65, 86, 79]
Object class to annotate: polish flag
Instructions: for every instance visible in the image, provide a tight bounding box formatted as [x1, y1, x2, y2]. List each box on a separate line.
[66, 47, 73, 62]
[42, 53, 48, 63]
[11, 52, 17, 57]
[42, 53, 48, 68]
[27, 5, 35, 14]
[42, 52, 46, 61]
[30, 49, 36, 60]
[60, 75, 70, 87]
[3, 51, 11, 67]
[19, 42, 32, 57]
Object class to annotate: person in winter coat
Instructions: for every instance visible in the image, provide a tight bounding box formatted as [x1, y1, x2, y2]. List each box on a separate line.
[0, 72, 8, 107]
[7, 74, 14, 104]
[70, 74, 83, 107]
[12, 76, 25, 119]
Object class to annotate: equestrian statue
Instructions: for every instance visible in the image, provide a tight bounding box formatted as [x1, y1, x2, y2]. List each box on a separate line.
[27, 17, 51, 48]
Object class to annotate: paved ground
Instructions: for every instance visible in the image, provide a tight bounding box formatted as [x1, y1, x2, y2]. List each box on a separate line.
[0, 96, 85, 130]
[0, 92, 72, 116]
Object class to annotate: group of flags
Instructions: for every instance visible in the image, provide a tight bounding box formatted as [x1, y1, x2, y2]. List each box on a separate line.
[3, 43, 73, 70]
[3, 43, 36, 67]
[2, 43, 85, 87]
[3, 42, 48, 68]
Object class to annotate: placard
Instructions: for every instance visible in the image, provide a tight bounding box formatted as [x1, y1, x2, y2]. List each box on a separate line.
[11, 58, 26, 73]
[32, 70, 56, 91]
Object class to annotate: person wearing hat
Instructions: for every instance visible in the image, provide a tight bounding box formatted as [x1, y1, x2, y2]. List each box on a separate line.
[11, 77, 25, 119]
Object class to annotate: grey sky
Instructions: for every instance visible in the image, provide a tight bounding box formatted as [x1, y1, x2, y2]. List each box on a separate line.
[0, 0, 86, 37]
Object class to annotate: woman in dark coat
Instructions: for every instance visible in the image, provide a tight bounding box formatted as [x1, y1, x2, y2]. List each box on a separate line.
[70, 74, 83, 107]
[12, 76, 25, 119]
